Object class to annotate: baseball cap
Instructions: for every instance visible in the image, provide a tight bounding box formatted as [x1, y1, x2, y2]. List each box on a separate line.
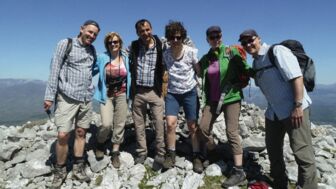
[239, 29, 258, 41]
[83, 20, 100, 31]
[206, 26, 221, 36]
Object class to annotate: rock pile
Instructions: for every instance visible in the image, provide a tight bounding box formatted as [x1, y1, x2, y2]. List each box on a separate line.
[0, 102, 335, 189]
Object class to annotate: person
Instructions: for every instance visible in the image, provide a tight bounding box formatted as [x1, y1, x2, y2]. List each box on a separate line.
[239, 29, 318, 189]
[129, 19, 165, 165]
[92, 32, 131, 169]
[160, 21, 202, 173]
[43, 20, 100, 188]
[197, 26, 250, 187]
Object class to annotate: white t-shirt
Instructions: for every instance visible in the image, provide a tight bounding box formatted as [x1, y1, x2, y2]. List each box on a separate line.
[163, 45, 198, 94]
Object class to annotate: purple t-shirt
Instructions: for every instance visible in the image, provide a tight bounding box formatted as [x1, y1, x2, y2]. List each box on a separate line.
[208, 60, 220, 102]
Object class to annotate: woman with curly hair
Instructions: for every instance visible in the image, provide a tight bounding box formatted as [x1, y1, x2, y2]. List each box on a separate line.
[161, 21, 203, 173]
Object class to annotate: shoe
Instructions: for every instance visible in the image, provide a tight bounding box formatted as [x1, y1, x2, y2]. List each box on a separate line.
[111, 151, 121, 168]
[135, 154, 147, 164]
[95, 142, 105, 161]
[192, 156, 204, 173]
[51, 165, 67, 189]
[162, 150, 176, 169]
[222, 167, 246, 188]
[154, 153, 165, 165]
[72, 161, 91, 182]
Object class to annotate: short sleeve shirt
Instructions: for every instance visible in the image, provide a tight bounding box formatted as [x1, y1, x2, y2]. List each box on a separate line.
[253, 43, 312, 120]
[163, 45, 198, 94]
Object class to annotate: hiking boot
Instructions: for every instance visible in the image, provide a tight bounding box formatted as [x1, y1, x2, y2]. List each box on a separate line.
[111, 151, 121, 168]
[134, 154, 147, 164]
[95, 142, 105, 161]
[72, 161, 91, 182]
[162, 150, 176, 169]
[154, 153, 165, 165]
[222, 167, 246, 188]
[192, 156, 204, 173]
[51, 165, 67, 189]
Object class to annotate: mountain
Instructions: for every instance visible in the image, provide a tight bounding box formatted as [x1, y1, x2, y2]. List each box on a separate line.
[243, 83, 336, 125]
[0, 79, 47, 125]
[0, 79, 335, 125]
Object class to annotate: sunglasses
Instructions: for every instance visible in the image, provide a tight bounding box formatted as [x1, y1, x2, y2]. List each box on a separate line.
[168, 36, 182, 41]
[209, 34, 221, 40]
[109, 40, 119, 45]
[241, 37, 256, 46]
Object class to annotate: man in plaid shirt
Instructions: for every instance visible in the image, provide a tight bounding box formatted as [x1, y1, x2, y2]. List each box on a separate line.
[44, 20, 100, 188]
[129, 19, 166, 165]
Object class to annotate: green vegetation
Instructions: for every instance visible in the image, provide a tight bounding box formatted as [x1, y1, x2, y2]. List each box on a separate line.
[199, 175, 224, 189]
[139, 165, 159, 189]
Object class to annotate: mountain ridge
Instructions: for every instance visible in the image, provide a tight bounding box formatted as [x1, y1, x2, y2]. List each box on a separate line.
[0, 78, 335, 125]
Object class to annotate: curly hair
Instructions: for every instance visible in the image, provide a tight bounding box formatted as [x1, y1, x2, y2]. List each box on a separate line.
[165, 21, 187, 41]
[103, 32, 123, 52]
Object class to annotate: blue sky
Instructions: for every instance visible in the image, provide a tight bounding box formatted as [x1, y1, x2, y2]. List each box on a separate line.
[1, 0, 335, 84]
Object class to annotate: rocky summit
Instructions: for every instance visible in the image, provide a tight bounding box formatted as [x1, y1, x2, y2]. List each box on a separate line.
[0, 102, 335, 189]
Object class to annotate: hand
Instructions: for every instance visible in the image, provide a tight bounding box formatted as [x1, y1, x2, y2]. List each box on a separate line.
[44, 100, 53, 111]
[291, 107, 303, 128]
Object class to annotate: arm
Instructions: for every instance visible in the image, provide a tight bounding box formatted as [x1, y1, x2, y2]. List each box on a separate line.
[291, 76, 304, 128]
[44, 39, 68, 110]
[92, 54, 100, 77]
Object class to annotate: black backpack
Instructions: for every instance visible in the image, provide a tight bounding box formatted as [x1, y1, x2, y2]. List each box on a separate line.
[268, 40, 316, 92]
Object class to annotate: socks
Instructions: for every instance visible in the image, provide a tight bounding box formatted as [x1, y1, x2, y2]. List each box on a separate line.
[73, 156, 84, 164]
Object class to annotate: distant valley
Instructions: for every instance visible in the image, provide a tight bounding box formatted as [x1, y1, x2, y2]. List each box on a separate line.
[0, 79, 335, 126]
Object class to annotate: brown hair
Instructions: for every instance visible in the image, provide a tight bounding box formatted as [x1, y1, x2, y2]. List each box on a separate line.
[165, 21, 187, 41]
[103, 32, 123, 52]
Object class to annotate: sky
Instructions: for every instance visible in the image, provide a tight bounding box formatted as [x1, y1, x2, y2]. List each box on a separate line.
[0, 0, 335, 84]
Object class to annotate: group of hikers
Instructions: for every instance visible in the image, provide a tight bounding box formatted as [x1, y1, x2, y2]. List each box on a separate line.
[44, 19, 317, 189]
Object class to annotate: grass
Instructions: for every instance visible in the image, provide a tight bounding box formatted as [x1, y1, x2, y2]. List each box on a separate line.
[139, 165, 160, 189]
[199, 175, 224, 189]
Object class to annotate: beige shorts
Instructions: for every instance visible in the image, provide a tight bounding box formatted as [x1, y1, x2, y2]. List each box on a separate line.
[55, 93, 92, 133]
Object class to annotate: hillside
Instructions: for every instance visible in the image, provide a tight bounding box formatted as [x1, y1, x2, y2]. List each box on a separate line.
[0, 79, 335, 125]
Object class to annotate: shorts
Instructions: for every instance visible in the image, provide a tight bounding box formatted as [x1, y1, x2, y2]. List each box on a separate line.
[165, 87, 198, 121]
[54, 93, 92, 133]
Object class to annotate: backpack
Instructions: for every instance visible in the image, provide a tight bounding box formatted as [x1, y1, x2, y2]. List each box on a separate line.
[226, 45, 250, 88]
[268, 40, 316, 92]
[62, 38, 97, 66]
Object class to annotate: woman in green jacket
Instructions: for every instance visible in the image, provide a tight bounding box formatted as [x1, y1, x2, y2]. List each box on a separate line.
[197, 26, 250, 188]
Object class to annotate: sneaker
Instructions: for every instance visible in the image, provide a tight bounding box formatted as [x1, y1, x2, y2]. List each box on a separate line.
[162, 150, 176, 169]
[192, 156, 204, 173]
[95, 142, 105, 161]
[135, 154, 147, 164]
[111, 151, 121, 168]
[51, 165, 67, 189]
[72, 161, 91, 182]
[222, 167, 246, 188]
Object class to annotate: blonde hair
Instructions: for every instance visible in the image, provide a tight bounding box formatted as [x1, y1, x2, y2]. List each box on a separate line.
[104, 32, 123, 52]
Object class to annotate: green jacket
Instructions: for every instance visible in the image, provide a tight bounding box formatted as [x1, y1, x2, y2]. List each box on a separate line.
[199, 44, 251, 106]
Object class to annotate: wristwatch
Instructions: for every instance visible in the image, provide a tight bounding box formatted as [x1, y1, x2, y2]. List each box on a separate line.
[294, 100, 303, 108]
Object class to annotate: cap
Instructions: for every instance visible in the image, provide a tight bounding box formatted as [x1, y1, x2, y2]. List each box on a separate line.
[239, 29, 258, 41]
[206, 26, 221, 36]
[83, 20, 100, 31]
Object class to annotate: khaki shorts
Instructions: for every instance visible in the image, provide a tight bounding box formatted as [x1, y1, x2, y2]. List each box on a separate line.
[55, 93, 92, 133]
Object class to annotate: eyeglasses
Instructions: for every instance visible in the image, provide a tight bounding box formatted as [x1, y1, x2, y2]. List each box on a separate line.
[109, 40, 119, 45]
[241, 37, 256, 46]
[168, 36, 182, 41]
[209, 34, 221, 40]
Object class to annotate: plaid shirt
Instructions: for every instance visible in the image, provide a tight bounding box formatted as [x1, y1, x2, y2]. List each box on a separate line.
[44, 38, 96, 102]
[135, 42, 158, 87]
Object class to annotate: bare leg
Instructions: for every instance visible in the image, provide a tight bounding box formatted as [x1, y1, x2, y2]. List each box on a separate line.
[56, 132, 70, 165]
[73, 127, 86, 157]
[166, 116, 178, 150]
